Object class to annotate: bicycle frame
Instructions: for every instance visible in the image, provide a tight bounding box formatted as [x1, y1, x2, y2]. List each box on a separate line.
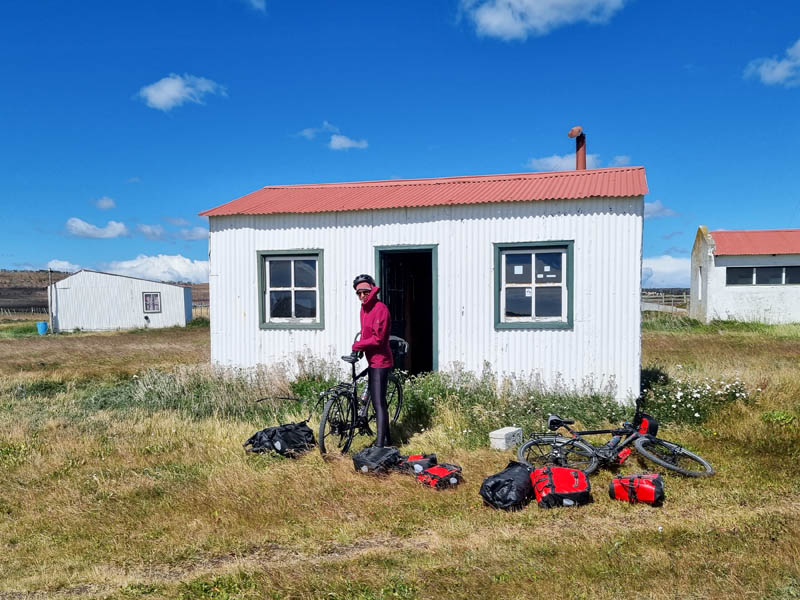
[555, 423, 641, 460]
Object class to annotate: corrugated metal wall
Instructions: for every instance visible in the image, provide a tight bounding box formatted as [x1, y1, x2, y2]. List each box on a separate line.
[49, 271, 191, 331]
[209, 197, 643, 401]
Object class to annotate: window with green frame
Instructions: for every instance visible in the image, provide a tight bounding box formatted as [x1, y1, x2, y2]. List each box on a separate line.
[495, 242, 573, 329]
[258, 250, 324, 329]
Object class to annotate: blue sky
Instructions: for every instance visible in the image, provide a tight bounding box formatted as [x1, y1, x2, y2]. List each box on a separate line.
[1, 0, 798, 286]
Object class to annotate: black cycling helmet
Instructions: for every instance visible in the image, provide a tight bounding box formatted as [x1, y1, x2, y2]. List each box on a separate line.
[352, 273, 376, 290]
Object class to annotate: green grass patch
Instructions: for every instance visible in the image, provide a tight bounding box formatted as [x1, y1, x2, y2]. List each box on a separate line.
[642, 311, 800, 337]
[0, 322, 40, 338]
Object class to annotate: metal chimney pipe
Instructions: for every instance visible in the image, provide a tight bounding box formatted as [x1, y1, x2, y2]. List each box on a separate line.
[568, 126, 586, 170]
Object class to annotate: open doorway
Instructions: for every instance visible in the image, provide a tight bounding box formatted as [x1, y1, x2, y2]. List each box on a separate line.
[376, 246, 437, 374]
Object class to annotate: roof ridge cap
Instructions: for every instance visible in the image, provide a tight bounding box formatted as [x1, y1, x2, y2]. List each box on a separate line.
[258, 166, 644, 190]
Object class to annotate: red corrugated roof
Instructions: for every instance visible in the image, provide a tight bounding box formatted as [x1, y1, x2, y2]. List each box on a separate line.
[199, 166, 648, 217]
[710, 229, 800, 256]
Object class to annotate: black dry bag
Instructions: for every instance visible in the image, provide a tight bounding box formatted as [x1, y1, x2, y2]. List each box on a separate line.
[243, 422, 315, 457]
[353, 446, 402, 474]
[480, 461, 535, 511]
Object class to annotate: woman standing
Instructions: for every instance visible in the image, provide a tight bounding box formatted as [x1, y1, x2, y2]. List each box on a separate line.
[351, 274, 393, 447]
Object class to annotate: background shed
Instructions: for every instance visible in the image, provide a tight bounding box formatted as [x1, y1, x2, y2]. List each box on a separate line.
[49, 270, 192, 332]
[690, 227, 800, 324]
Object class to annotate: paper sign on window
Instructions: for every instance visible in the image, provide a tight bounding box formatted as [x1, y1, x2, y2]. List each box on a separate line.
[514, 265, 523, 275]
[525, 288, 532, 297]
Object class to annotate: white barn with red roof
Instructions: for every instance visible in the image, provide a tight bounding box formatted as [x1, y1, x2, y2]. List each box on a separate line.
[690, 227, 800, 324]
[200, 165, 648, 402]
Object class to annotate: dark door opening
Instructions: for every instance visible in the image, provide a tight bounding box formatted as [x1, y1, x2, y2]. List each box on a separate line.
[378, 250, 434, 374]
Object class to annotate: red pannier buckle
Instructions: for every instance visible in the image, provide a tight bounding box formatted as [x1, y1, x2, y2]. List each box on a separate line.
[608, 473, 665, 505]
[416, 463, 462, 489]
[531, 466, 592, 508]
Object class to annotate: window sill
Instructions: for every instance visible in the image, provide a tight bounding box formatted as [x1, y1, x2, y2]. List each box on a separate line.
[259, 321, 324, 330]
[495, 321, 573, 330]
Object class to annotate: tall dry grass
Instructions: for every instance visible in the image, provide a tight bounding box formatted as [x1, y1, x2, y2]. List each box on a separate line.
[0, 324, 798, 598]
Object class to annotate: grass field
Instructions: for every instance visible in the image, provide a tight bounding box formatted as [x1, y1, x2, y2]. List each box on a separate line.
[1, 316, 798, 599]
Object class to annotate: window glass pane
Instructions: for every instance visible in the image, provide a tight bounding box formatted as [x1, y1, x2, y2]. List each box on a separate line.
[755, 266, 783, 285]
[535, 287, 562, 317]
[270, 291, 292, 317]
[505, 287, 532, 317]
[726, 267, 753, 285]
[786, 267, 800, 284]
[294, 260, 316, 288]
[269, 260, 291, 288]
[295, 291, 316, 318]
[505, 254, 532, 284]
[535, 252, 562, 283]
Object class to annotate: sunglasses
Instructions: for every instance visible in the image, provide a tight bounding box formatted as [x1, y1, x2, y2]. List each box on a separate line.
[355, 289, 371, 296]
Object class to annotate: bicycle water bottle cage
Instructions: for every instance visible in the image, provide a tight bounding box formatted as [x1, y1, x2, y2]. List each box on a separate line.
[547, 415, 574, 431]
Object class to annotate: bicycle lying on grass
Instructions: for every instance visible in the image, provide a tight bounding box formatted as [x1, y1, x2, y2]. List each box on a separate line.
[517, 399, 714, 477]
[317, 334, 407, 455]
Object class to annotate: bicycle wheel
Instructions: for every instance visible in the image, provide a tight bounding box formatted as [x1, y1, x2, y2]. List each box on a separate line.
[318, 392, 355, 455]
[634, 436, 714, 477]
[360, 373, 404, 427]
[386, 374, 403, 424]
[517, 434, 599, 475]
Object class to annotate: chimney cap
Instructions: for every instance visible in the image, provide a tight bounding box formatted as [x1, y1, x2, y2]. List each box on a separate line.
[568, 126, 583, 139]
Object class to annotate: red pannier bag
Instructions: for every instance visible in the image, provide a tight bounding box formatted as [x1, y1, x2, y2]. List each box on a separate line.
[417, 463, 462, 489]
[396, 453, 438, 475]
[634, 413, 659, 436]
[531, 466, 592, 508]
[608, 473, 665, 505]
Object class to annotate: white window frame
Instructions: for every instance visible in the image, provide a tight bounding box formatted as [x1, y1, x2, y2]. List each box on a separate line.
[143, 292, 161, 313]
[726, 266, 800, 286]
[259, 250, 323, 329]
[499, 246, 569, 325]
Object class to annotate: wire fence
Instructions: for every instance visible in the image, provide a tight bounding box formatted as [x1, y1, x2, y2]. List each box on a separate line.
[192, 304, 210, 319]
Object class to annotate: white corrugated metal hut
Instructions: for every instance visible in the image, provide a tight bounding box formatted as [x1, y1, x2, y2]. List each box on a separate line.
[690, 226, 800, 324]
[48, 270, 192, 332]
[200, 165, 648, 402]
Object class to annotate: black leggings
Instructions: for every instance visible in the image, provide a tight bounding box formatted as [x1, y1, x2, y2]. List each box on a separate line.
[368, 366, 392, 447]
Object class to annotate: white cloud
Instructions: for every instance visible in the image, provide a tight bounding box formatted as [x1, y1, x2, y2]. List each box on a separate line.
[297, 120, 339, 140]
[528, 152, 601, 171]
[462, 0, 627, 40]
[126, 176, 141, 184]
[642, 255, 690, 288]
[66, 217, 128, 239]
[47, 259, 80, 272]
[95, 196, 115, 210]
[177, 226, 208, 241]
[610, 155, 631, 166]
[745, 39, 800, 87]
[644, 200, 678, 219]
[107, 254, 209, 283]
[137, 224, 168, 240]
[164, 217, 190, 226]
[244, 0, 266, 12]
[137, 73, 227, 111]
[329, 134, 368, 150]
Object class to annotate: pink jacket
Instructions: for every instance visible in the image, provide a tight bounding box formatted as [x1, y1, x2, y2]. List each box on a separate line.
[352, 286, 393, 368]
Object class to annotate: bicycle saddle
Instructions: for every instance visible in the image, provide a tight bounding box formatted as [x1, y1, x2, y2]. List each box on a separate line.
[547, 415, 574, 431]
[341, 354, 359, 364]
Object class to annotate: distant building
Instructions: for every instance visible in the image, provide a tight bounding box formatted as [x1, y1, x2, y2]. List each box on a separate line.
[48, 270, 192, 332]
[690, 227, 800, 324]
[200, 165, 648, 402]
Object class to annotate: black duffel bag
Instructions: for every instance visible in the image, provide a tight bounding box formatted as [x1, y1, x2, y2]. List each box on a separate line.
[353, 446, 402, 474]
[243, 421, 315, 457]
[480, 461, 535, 511]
